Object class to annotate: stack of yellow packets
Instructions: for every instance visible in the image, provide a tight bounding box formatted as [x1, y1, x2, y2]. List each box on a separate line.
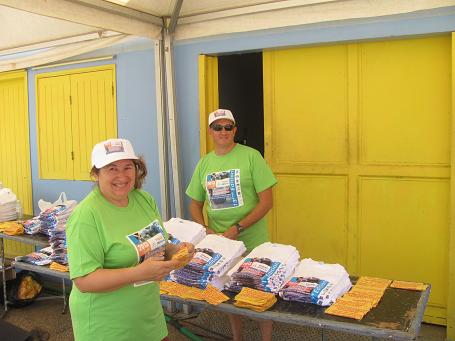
[325, 276, 391, 320]
[49, 262, 69, 272]
[159, 282, 229, 305]
[233, 287, 277, 312]
[390, 280, 428, 291]
[0, 222, 24, 235]
[171, 246, 191, 269]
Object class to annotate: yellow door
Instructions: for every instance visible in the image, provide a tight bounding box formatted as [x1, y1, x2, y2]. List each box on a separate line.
[36, 65, 117, 181]
[70, 69, 117, 180]
[198, 55, 219, 156]
[0, 70, 33, 257]
[264, 35, 451, 325]
[36, 75, 73, 180]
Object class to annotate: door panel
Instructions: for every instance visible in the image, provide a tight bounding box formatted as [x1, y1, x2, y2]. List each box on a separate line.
[359, 37, 450, 165]
[0, 71, 33, 257]
[272, 45, 348, 166]
[71, 69, 117, 180]
[36, 75, 73, 179]
[198, 55, 219, 156]
[275, 175, 348, 264]
[264, 35, 451, 324]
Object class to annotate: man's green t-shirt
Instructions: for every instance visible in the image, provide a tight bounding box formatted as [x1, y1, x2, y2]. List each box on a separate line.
[67, 187, 168, 341]
[186, 144, 277, 251]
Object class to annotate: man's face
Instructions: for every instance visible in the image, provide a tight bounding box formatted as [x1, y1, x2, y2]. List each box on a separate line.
[209, 118, 237, 148]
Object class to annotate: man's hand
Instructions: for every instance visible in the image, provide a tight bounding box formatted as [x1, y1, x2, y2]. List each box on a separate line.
[222, 226, 239, 240]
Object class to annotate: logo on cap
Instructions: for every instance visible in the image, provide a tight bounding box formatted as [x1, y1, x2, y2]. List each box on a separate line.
[214, 110, 228, 118]
[104, 140, 125, 155]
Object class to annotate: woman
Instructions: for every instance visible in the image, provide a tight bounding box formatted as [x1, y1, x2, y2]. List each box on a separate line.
[67, 138, 194, 341]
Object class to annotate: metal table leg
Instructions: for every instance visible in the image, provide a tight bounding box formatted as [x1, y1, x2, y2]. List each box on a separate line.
[61, 278, 67, 314]
[1, 238, 7, 316]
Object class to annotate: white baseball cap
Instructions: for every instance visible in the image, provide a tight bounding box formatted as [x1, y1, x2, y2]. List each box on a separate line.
[208, 109, 235, 126]
[91, 138, 139, 169]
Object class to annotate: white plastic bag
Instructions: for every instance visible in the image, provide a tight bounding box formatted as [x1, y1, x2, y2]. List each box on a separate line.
[38, 192, 68, 213]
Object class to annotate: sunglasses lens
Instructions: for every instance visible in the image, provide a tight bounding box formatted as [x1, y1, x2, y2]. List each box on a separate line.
[211, 124, 234, 131]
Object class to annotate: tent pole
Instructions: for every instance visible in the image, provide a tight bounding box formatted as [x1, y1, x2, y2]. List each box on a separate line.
[154, 35, 170, 220]
[164, 0, 184, 218]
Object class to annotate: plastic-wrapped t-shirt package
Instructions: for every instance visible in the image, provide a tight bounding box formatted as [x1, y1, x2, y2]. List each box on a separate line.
[225, 242, 300, 294]
[279, 258, 352, 306]
[170, 234, 246, 290]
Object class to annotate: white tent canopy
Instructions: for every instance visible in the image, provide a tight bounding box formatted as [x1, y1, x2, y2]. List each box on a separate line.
[1, 0, 454, 59]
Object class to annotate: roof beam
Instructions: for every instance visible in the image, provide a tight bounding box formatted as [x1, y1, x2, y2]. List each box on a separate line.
[175, 0, 455, 40]
[0, 0, 162, 38]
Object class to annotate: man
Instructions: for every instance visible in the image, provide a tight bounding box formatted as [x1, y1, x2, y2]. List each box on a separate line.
[186, 108, 277, 341]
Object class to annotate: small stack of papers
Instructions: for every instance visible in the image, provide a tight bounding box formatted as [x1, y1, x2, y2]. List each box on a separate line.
[159, 282, 229, 305]
[325, 276, 391, 320]
[233, 287, 277, 312]
[390, 280, 428, 291]
[171, 246, 191, 269]
[0, 221, 24, 235]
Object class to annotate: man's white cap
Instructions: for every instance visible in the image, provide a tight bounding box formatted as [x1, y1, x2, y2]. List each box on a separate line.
[91, 138, 139, 169]
[208, 109, 235, 126]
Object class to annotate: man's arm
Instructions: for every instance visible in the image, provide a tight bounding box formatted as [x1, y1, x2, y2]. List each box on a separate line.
[223, 187, 273, 240]
[189, 199, 215, 234]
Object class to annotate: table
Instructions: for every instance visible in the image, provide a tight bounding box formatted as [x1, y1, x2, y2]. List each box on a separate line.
[162, 283, 431, 341]
[0, 232, 69, 315]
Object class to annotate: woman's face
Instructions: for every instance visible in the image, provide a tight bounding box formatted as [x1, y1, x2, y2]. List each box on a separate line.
[95, 159, 136, 206]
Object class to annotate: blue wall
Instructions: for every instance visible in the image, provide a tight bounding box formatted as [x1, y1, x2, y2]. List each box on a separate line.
[28, 40, 161, 214]
[27, 10, 455, 217]
[174, 9, 455, 218]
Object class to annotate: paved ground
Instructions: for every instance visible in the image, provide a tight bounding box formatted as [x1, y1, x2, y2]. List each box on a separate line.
[2, 298, 447, 341]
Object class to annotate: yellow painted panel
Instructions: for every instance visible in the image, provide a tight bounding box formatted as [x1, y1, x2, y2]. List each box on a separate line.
[198, 55, 219, 156]
[264, 34, 451, 325]
[359, 177, 449, 317]
[269, 45, 348, 165]
[0, 70, 34, 257]
[3, 240, 33, 259]
[0, 71, 33, 215]
[70, 68, 117, 180]
[36, 75, 73, 179]
[359, 36, 451, 166]
[275, 175, 348, 265]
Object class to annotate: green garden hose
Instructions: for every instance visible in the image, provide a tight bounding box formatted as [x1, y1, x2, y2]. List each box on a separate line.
[165, 314, 204, 341]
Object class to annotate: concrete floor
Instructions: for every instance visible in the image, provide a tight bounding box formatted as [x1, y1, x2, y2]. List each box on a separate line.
[1, 298, 448, 341]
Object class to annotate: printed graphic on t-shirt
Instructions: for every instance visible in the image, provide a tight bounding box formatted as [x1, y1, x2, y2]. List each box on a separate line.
[205, 169, 243, 210]
[126, 220, 166, 287]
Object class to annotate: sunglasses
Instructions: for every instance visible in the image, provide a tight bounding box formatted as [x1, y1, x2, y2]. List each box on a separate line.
[211, 124, 235, 132]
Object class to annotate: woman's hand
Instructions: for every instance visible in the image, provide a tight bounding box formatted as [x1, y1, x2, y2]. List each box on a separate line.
[135, 256, 178, 282]
[179, 242, 195, 259]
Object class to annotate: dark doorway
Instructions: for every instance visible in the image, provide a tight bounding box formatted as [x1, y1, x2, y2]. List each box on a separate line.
[218, 52, 264, 155]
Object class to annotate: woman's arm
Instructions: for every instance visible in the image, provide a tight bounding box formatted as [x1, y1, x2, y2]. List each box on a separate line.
[223, 187, 273, 240]
[73, 257, 178, 293]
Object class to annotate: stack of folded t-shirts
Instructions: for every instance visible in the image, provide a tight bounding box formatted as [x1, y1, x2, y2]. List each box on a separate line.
[170, 234, 246, 290]
[225, 242, 300, 294]
[15, 246, 53, 266]
[163, 217, 206, 245]
[0, 188, 18, 222]
[279, 258, 352, 306]
[39, 200, 78, 265]
[23, 217, 42, 235]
